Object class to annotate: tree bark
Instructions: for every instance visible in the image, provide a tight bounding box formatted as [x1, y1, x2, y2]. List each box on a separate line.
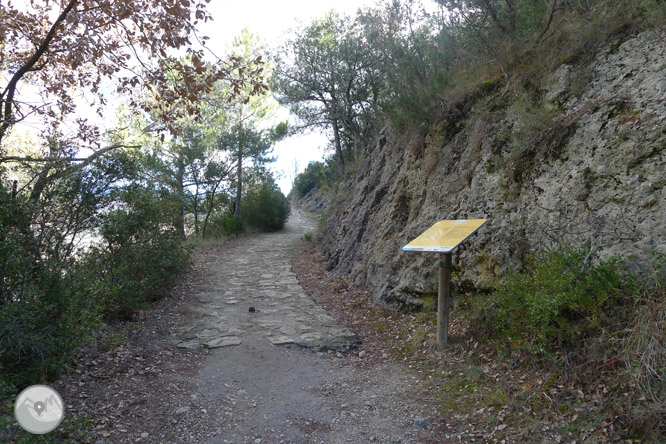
[504, 0, 517, 35]
[234, 146, 243, 217]
[0, 0, 78, 145]
[193, 183, 200, 237]
[201, 181, 221, 239]
[175, 152, 186, 239]
[332, 118, 345, 172]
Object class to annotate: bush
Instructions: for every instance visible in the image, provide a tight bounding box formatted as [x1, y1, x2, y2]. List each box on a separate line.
[88, 187, 190, 320]
[483, 247, 626, 354]
[205, 212, 243, 237]
[0, 186, 98, 386]
[241, 178, 290, 231]
[293, 161, 335, 198]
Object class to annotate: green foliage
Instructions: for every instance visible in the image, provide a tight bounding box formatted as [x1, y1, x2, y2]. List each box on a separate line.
[483, 247, 625, 354]
[0, 186, 99, 386]
[206, 212, 244, 237]
[292, 160, 335, 197]
[274, 11, 384, 169]
[241, 177, 290, 231]
[1, 401, 93, 443]
[640, 0, 666, 25]
[89, 187, 190, 320]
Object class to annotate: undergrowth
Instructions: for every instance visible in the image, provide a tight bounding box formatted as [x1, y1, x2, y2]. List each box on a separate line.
[472, 248, 666, 441]
[482, 247, 627, 355]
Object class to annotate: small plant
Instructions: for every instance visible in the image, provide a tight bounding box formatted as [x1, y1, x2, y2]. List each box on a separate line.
[318, 212, 327, 231]
[91, 186, 190, 321]
[219, 212, 243, 236]
[479, 76, 502, 92]
[483, 247, 625, 354]
[302, 232, 313, 242]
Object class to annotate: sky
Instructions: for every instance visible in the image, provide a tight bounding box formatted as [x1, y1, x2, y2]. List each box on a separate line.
[198, 0, 384, 194]
[8, 0, 389, 194]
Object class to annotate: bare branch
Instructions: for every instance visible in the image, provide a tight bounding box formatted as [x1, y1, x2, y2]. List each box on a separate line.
[0, 0, 79, 144]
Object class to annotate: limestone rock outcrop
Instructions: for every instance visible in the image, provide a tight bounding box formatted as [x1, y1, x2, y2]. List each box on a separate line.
[316, 29, 666, 308]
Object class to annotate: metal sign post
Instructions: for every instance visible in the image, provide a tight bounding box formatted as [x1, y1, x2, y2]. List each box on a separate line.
[403, 219, 487, 345]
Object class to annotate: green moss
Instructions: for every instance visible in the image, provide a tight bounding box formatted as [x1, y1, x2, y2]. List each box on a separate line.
[438, 364, 510, 414]
[609, 39, 623, 54]
[371, 321, 389, 333]
[560, 53, 577, 65]
[418, 293, 437, 312]
[542, 372, 560, 392]
[479, 76, 502, 92]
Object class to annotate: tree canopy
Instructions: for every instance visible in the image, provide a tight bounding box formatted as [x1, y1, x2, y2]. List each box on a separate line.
[273, 12, 383, 171]
[0, 0, 264, 148]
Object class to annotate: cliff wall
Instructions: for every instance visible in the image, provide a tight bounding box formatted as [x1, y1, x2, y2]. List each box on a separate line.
[315, 29, 666, 308]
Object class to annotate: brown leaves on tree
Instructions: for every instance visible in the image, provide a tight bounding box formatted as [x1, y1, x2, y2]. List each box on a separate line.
[0, 0, 264, 148]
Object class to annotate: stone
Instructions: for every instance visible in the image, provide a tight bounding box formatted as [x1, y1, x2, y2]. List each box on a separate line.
[176, 341, 200, 350]
[172, 210, 359, 352]
[269, 336, 295, 345]
[313, 28, 666, 309]
[175, 406, 190, 414]
[205, 338, 242, 349]
[195, 328, 219, 338]
[413, 417, 432, 429]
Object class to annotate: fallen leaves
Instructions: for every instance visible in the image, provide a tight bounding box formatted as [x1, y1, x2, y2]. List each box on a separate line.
[292, 239, 650, 443]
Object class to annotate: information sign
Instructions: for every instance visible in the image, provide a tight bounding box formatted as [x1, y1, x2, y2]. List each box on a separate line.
[402, 219, 487, 253]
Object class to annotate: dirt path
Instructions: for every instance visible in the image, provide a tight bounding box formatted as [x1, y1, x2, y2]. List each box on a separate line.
[57, 210, 445, 444]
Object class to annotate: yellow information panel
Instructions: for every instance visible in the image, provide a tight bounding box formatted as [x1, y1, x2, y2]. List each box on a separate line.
[402, 219, 487, 253]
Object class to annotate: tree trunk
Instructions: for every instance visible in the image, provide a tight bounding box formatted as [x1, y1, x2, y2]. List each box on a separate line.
[201, 182, 221, 239]
[505, 0, 517, 35]
[24, 144, 61, 265]
[234, 146, 242, 217]
[175, 152, 186, 239]
[332, 118, 345, 172]
[193, 184, 200, 237]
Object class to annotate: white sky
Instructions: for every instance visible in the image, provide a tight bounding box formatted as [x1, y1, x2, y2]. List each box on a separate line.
[8, 0, 389, 194]
[200, 0, 385, 194]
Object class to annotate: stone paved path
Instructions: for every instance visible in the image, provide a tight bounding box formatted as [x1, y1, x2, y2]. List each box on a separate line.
[173, 210, 359, 351]
[159, 210, 439, 444]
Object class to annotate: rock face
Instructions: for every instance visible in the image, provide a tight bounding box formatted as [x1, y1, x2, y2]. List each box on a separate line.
[317, 29, 666, 308]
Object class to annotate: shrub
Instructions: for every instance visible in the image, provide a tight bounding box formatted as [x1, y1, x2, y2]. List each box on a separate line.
[293, 160, 335, 197]
[90, 187, 190, 320]
[0, 186, 98, 386]
[483, 247, 626, 354]
[206, 211, 243, 237]
[241, 178, 290, 231]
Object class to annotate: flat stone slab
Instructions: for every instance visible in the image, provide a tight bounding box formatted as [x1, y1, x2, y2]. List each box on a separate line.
[269, 336, 296, 345]
[176, 341, 201, 350]
[172, 211, 360, 351]
[205, 338, 242, 349]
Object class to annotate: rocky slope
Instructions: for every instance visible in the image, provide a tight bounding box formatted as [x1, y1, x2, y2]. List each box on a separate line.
[308, 29, 666, 308]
